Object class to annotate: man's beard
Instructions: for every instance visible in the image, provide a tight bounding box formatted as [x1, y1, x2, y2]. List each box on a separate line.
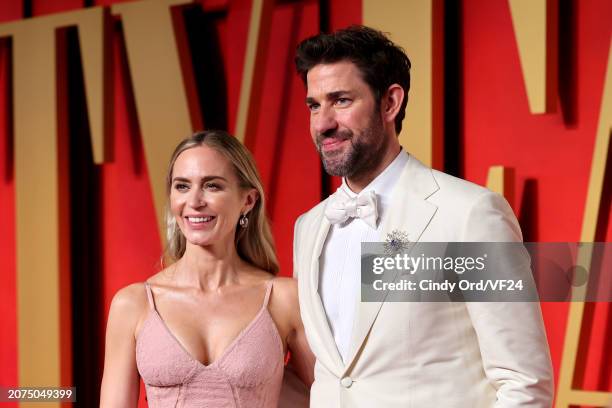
[316, 113, 386, 178]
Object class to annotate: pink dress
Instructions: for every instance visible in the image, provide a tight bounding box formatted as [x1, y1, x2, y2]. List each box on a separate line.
[136, 281, 284, 407]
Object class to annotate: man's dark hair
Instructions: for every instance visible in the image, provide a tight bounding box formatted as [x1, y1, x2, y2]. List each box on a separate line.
[295, 25, 411, 134]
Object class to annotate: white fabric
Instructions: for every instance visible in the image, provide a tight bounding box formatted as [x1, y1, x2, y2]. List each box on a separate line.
[318, 150, 408, 363]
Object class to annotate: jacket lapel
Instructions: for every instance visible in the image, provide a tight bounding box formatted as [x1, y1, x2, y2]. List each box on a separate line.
[298, 204, 345, 375]
[344, 154, 440, 369]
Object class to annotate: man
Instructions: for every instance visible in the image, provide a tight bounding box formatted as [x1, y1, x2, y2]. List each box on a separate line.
[292, 25, 553, 407]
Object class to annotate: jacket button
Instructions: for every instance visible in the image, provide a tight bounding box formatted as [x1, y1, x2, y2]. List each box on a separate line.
[340, 377, 353, 388]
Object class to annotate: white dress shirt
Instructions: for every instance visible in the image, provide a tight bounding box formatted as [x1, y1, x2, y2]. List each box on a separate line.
[318, 149, 409, 363]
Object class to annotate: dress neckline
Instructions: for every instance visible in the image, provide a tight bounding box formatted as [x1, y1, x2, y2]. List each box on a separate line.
[141, 280, 276, 368]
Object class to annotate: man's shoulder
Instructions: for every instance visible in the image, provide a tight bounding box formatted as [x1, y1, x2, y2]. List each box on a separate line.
[427, 168, 513, 220]
[403, 153, 490, 199]
[405, 154, 511, 217]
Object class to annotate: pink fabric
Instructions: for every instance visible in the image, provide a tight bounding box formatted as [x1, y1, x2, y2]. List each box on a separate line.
[136, 281, 284, 408]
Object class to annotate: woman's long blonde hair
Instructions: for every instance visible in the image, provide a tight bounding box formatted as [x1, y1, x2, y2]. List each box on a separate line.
[164, 130, 279, 274]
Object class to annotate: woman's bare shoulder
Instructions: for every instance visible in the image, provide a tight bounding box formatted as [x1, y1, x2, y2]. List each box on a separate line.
[269, 276, 299, 307]
[271, 276, 298, 292]
[109, 282, 149, 317]
[104, 281, 152, 341]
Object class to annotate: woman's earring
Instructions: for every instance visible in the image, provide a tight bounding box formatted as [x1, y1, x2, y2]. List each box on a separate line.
[239, 213, 249, 228]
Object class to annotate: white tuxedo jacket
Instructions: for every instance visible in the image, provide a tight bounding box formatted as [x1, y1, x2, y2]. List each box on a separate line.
[293, 153, 553, 407]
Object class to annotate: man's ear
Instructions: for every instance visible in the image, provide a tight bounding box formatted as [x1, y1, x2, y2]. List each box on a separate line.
[242, 189, 259, 215]
[381, 84, 404, 126]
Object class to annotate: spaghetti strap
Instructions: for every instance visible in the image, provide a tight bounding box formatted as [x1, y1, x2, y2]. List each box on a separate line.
[262, 280, 273, 307]
[144, 282, 156, 311]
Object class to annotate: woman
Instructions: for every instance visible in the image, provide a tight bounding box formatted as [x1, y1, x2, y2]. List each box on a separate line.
[100, 130, 314, 407]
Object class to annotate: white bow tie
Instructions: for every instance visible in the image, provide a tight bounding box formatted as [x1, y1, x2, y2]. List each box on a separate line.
[324, 189, 378, 229]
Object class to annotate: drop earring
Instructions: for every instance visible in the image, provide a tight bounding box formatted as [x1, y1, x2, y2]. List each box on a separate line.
[239, 213, 249, 228]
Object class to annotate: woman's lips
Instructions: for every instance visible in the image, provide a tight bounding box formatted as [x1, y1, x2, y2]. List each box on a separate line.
[184, 215, 216, 230]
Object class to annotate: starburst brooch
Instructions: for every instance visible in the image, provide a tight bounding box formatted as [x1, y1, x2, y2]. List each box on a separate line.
[384, 230, 410, 255]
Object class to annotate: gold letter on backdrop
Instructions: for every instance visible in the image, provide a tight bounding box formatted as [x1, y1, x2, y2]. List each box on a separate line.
[363, 0, 444, 168]
[111, 0, 194, 241]
[0, 0, 202, 396]
[509, 4, 610, 404]
[0, 6, 110, 393]
[509, 0, 558, 114]
[555, 40, 612, 408]
[486, 166, 515, 204]
[234, 0, 274, 145]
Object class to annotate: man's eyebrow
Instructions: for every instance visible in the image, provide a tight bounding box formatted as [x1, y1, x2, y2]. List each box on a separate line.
[306, 90, 351, 104]
[172, 175, 228, 183]
[327, 90, 350, 99]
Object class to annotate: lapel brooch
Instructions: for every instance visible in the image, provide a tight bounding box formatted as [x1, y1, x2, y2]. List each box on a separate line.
[384, 229, 410, 255]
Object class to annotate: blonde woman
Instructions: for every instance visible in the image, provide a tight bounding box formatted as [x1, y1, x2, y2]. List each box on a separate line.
[100, 130, 314, 407]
